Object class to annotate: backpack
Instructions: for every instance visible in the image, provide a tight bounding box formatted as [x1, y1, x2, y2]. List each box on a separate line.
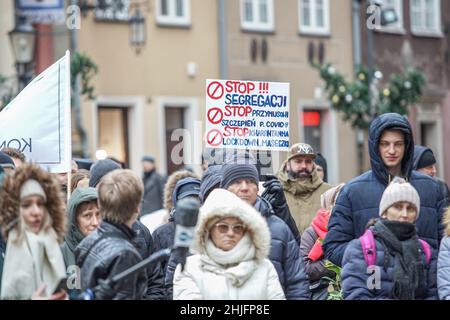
[359, 229, 431, 266]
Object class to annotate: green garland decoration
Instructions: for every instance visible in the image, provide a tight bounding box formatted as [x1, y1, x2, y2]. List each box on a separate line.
[71, 52, 98, 100]
[313, 63, 426, 129]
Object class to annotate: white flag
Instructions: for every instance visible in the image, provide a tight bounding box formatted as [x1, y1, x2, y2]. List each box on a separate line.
[0, 51, 71, 173]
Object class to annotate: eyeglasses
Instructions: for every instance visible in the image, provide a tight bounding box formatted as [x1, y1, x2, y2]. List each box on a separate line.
[214, 223, 246, 235]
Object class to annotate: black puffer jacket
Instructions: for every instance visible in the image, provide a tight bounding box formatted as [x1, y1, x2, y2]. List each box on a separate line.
[413, 145, 450, 208]
[76, 221, 147, 300]
[132, 220, 166, 300]
[152, 220, 177, 299]
[254, 197, 310, 299]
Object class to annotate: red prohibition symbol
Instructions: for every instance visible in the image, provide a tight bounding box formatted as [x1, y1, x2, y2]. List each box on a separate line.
[206, 129, 223, 147]
[207, 81, 224, 100]
[207, 108, 223, 125]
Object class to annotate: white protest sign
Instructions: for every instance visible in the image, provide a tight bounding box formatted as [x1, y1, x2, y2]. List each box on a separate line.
[0, 51, 71, 173]
[205, 79, 290, 151]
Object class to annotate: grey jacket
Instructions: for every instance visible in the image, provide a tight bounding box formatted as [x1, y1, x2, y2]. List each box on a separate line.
[141, 171, 166, 215]
[438, 236, 450, 300]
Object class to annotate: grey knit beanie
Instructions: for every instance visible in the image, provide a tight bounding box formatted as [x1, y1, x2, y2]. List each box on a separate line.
[379, 177, 420, 220]
[220, 151, 259, 190]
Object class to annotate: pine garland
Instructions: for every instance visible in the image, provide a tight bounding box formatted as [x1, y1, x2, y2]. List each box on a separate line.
[313, 63, 426, 129]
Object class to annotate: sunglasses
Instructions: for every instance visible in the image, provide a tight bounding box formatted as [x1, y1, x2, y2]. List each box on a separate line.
[214, 222, 246, 235]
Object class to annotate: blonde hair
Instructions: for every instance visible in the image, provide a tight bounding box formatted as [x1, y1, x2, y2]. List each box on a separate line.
[97, 169, 143, 224]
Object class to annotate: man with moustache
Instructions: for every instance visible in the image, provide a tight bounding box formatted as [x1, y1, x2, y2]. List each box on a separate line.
[277, 143, 332, 234]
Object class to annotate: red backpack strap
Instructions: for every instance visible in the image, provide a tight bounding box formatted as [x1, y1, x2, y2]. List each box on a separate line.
[418, 239, 431, 265]
[359, 229, 377, 266]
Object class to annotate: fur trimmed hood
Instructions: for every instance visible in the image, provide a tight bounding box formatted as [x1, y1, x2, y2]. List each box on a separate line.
[192, 189, 271, 263]
[0, 163, 66, 242]
[444, 208, 450, 237]
[163, 170, 198, 211]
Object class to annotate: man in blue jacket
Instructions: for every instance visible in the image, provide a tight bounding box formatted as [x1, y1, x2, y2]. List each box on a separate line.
[323, 113, 446, 266]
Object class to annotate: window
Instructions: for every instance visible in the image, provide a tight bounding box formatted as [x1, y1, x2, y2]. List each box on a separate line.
[156, 0, 191, 27]
[95, 0, 130, 22]
[410, 0, 442, 36]
[298, 0, 330, 35]
[378, 0, 404, 32]
[302, 110, 323, 154]
[240, 0, 274, 32]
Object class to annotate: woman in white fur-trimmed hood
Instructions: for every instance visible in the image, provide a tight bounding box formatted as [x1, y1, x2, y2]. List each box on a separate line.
[0, 163, 67, 300]
[173, 188, 285, 300]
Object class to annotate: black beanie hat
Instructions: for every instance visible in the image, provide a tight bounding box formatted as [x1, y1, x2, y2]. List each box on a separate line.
[200, 165, 222, 202]
[417, 149, 436, 170]
[315, 153, 328, 183]
[89, 159, 121, 187]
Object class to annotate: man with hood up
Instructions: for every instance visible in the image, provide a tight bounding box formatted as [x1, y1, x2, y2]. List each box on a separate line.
[323, 113, 446, 267]
[413, 145, 449, 208]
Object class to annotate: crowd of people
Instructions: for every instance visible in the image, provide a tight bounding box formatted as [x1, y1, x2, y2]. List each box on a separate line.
[0, 112, 449, 300]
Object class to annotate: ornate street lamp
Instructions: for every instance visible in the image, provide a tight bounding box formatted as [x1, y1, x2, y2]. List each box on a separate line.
[129, 8, 146, 54]
[8, 16, 36, 91]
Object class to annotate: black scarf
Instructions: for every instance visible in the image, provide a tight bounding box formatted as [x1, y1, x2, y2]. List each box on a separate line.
[373, 220, 426, 300]
[143, 170, 155, 180]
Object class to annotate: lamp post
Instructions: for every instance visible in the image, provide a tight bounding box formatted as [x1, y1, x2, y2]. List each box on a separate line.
[129, 7, 146, 54]
[8, 15, 36, 92]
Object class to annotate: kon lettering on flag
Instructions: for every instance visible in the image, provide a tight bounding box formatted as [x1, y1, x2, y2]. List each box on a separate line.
[205, 79, 290, 151]
[0, 51, 71, 173]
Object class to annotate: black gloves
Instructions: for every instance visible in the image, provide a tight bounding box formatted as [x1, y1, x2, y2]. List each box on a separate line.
[261, 177, 286, 209]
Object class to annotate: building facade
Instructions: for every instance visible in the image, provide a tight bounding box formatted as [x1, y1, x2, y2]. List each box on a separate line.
[0, 0, 16, 109]
[75, 0, 220, 176]
[221, 0, 358, 183]
[359, 0, 450, 182]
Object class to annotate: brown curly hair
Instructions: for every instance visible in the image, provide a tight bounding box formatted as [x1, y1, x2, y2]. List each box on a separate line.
[0, 163, 67, 242]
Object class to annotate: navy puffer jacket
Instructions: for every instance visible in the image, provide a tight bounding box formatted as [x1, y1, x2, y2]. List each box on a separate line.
[342, 227, 438, 300]
[254, 197, 310, 299]
[323, 113, 445, 266]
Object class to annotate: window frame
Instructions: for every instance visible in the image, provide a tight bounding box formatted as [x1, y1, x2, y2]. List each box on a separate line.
[410, 0, 442, 37]
[240, 0, 275, 33]
[377, 0, 405, 34]
[298, 0, 330, 36]
[155, 0, 191, 27]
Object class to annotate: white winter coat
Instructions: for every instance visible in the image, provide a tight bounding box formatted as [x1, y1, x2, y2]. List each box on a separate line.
[173, 189, 285, 300]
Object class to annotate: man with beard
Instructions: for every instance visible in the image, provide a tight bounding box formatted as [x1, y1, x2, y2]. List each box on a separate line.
[277, 143, 332, 234]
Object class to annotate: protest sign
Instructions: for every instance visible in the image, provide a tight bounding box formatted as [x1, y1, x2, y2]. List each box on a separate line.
[205, 79, 289, 151]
